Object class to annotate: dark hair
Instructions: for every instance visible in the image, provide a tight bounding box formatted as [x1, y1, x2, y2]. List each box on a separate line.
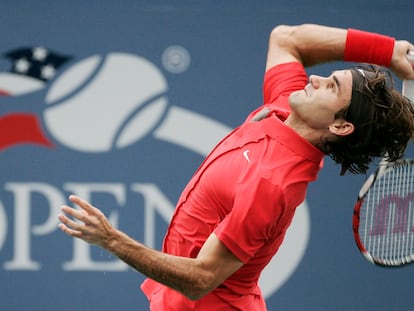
[318, 64, 414, 175]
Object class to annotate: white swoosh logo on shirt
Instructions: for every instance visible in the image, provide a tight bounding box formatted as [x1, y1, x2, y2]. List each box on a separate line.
[243, 150, 251, 163]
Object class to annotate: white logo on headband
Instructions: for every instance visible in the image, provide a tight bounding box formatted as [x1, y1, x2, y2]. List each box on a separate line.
[356, 68, 366, 77]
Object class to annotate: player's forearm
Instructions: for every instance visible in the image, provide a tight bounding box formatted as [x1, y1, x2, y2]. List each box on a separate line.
[105, 229, 213, 300]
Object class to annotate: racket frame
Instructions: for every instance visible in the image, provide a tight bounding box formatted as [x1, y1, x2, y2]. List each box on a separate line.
[353, 159, 414, 267]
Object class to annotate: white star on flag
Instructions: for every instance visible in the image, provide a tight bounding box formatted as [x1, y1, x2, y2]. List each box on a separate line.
[32, 47, 48, 62]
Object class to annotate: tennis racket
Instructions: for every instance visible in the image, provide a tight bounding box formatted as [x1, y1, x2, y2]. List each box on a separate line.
[353, 51, 414, 267]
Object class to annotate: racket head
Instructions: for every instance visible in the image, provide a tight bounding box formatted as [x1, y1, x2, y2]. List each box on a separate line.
[353, 159, 414, 267]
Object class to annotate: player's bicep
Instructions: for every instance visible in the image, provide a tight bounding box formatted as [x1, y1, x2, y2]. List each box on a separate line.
[196, 233, 243, 291]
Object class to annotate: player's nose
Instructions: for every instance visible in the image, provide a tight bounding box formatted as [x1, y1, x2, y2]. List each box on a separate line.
[309, 75, 328, 89]
[309, 75, 319, 88]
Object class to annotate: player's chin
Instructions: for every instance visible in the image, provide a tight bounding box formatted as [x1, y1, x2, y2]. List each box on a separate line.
[288, 90, 305, 106]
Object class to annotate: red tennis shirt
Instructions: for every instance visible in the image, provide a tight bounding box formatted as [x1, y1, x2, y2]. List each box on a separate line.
[141, 62, 325, 310]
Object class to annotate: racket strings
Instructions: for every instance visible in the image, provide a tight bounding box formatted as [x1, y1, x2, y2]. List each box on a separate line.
[360, 161, 414, 265]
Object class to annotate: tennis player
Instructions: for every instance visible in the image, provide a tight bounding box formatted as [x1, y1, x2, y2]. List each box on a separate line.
[58, 24, 414, 310]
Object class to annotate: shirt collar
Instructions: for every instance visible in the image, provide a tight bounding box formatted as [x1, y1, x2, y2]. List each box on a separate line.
[259, 110, 325, 164]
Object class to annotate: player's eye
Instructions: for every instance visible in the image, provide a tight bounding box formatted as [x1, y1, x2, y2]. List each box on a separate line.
[329, 80, 338, 91]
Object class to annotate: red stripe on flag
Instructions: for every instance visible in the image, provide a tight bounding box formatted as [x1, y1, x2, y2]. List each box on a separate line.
[0, 113, 54, 150]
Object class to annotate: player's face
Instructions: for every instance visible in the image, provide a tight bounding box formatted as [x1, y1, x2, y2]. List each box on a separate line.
[288, 70, 353, 130]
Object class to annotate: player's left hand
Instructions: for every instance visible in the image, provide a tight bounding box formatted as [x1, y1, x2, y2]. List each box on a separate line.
[58, 195, 115, 248]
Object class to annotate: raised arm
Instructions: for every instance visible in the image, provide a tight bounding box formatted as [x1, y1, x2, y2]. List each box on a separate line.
[265, 24, 346, 70]
[266, 24, 414, 80]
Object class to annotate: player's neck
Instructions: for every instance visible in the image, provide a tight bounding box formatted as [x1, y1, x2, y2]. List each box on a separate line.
[284, 116, 331, 146]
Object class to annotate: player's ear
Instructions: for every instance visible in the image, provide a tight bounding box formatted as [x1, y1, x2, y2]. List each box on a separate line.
[328, 120, 354, 136]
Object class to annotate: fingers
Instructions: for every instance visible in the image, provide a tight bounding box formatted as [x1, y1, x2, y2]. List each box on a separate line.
[58, 220, 83, 238]
[58, 211, 81, 229]
[58, 195, 94, 236]
[407, 49, 414, 65]
[60, 204, 85, 220]
[392, 40, 414, 79]
[58, 214, 82, 238]
[69, 195, 95, 214]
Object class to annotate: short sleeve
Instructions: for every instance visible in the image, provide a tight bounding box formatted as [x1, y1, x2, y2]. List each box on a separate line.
[214, 177, 285, 263]
[263, 62, 308, 110]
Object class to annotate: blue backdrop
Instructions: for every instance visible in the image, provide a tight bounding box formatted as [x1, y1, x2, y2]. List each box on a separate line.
[0, 1, 413, 310]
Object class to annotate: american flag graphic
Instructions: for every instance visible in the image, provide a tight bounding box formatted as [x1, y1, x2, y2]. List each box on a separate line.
[0, 46, 71, 150]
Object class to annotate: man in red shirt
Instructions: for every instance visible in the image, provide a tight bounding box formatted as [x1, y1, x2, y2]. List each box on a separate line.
[58, 24, 414, 310]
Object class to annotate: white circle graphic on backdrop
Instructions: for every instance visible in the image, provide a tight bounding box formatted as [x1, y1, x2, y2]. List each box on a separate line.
[162, 45, 191, 74]
[41, 51, 310, 298]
